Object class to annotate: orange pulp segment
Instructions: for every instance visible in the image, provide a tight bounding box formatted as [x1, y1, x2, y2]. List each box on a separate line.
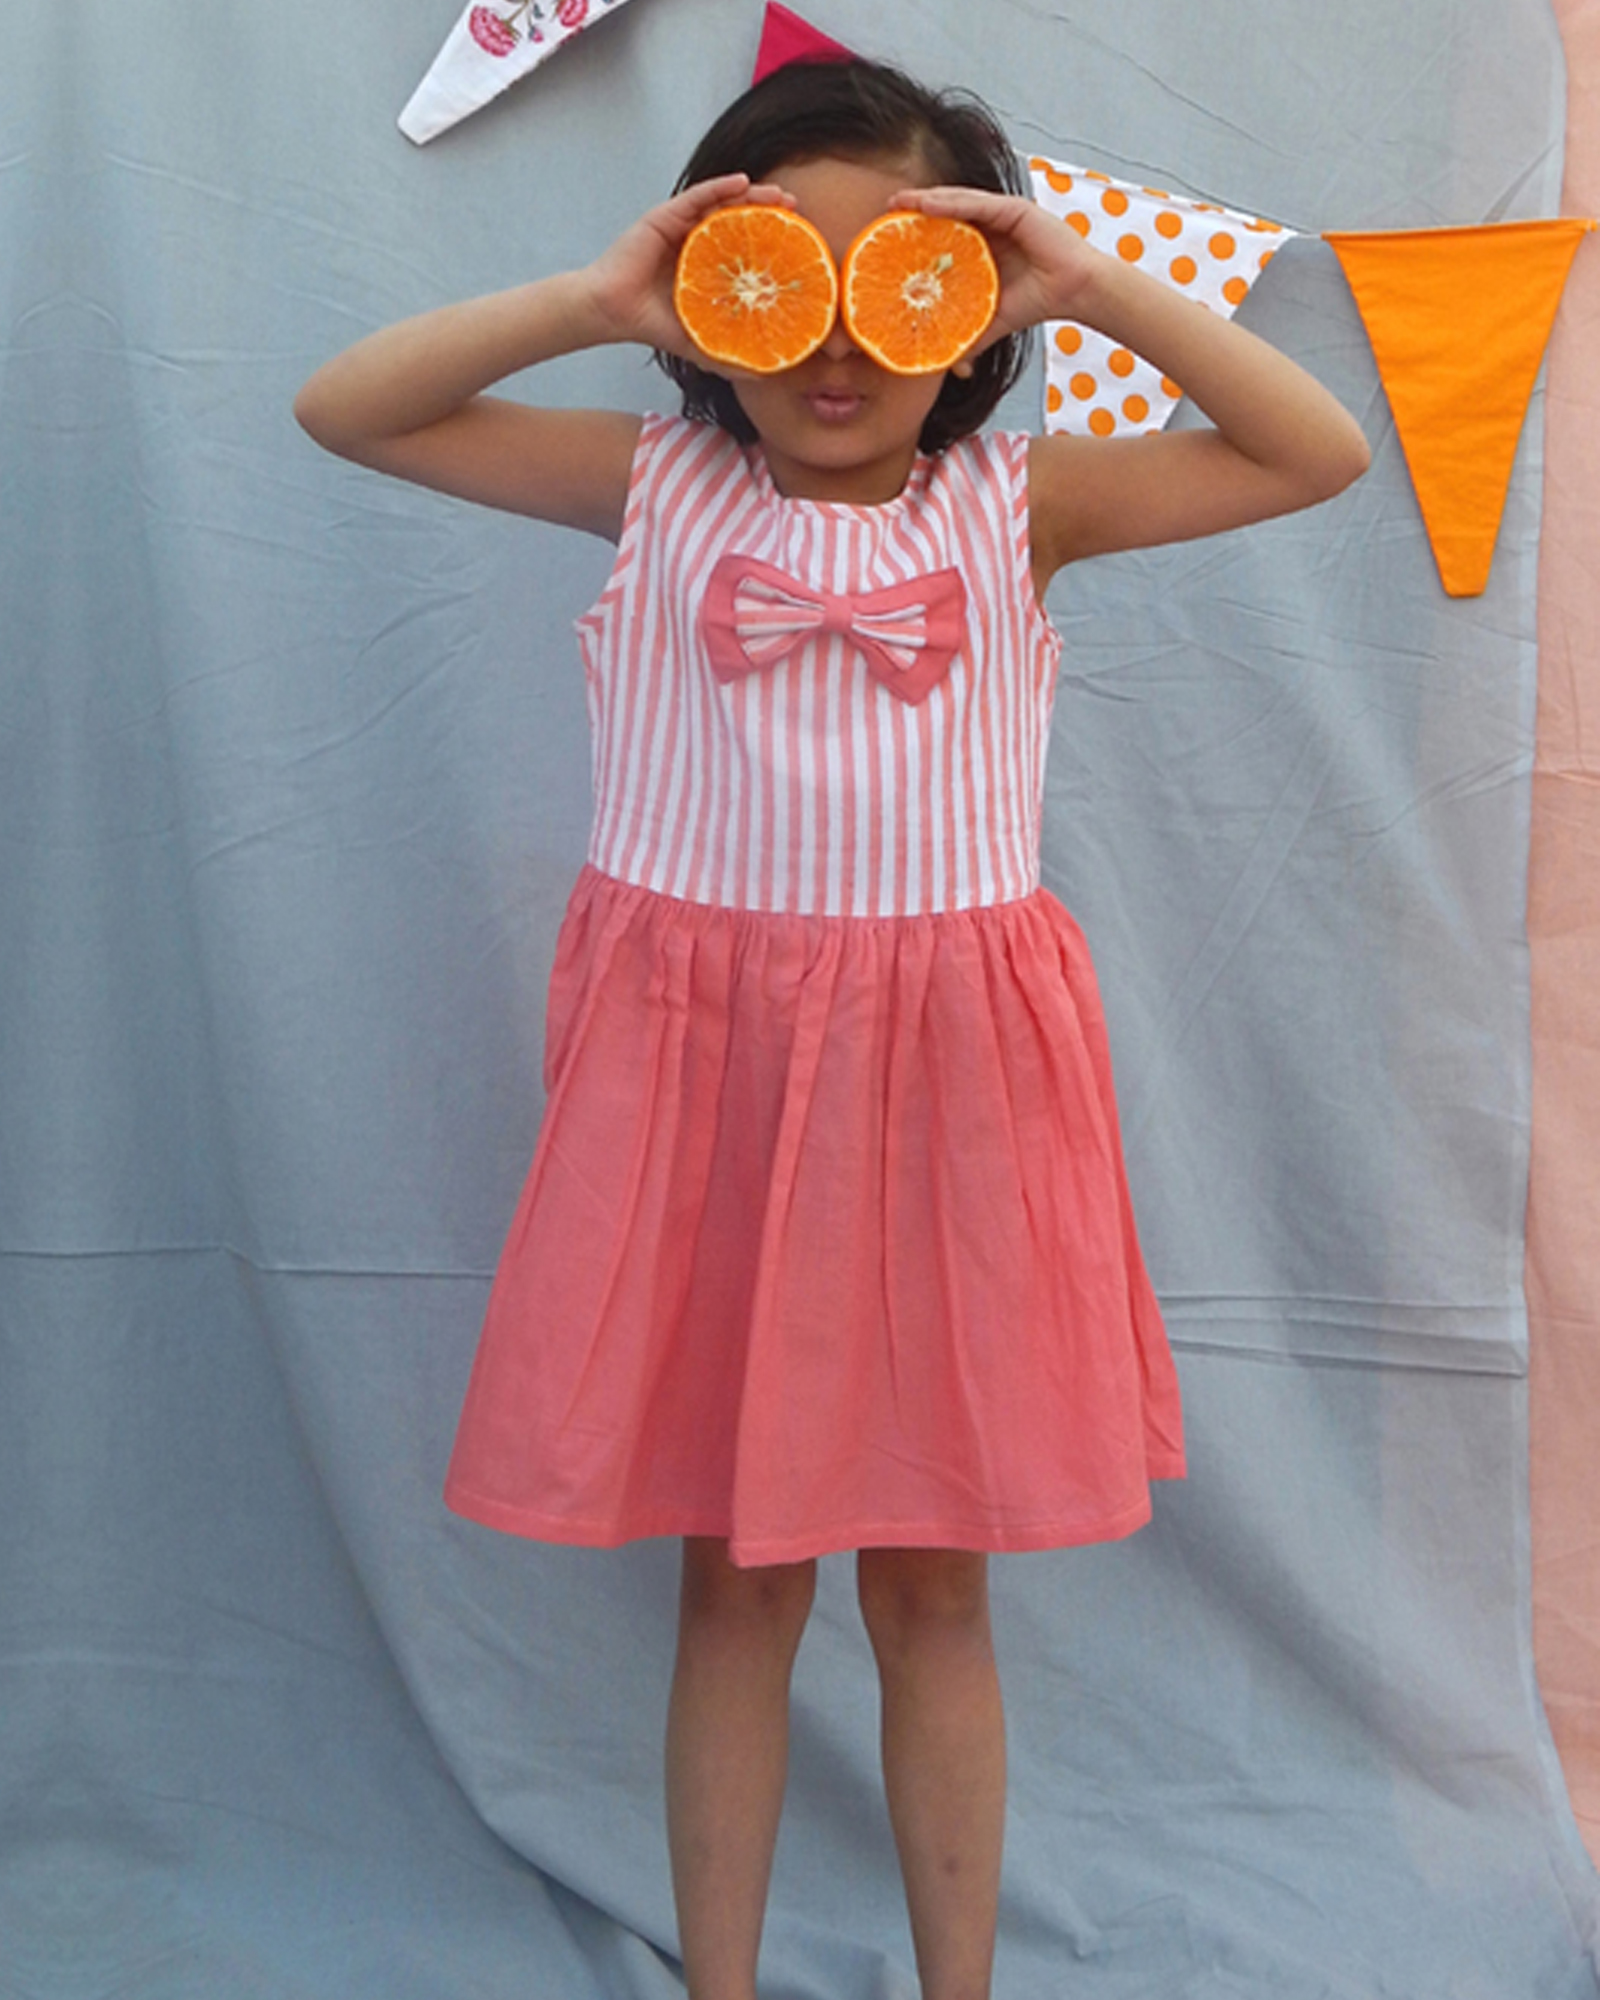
[840, 212, 1000, 375]
[674, 204, 839, 374]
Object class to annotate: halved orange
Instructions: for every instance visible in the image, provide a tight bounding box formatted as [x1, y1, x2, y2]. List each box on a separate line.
[674, 204, 839, 374]
[840, 212, 1000, 375]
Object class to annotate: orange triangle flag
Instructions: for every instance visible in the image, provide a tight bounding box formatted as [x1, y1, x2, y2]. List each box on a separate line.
[1327, 219, 1592, 597]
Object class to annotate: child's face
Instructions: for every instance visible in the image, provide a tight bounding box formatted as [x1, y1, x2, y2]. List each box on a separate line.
[726, 151, 955, 506]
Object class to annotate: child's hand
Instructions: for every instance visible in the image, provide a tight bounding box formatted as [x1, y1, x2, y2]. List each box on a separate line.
[583, 175, 797, 362]
[891, 185, 1104, 350]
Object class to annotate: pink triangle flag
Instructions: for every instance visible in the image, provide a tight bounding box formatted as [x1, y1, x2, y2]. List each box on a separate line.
[753, 3, 854, 83]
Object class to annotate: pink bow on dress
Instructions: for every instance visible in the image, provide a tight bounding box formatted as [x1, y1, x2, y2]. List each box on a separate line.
[702, 554, 967, 707]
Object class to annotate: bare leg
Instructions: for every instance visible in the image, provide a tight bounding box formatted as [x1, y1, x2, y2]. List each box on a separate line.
[665, 1537, 817, 2000]
[857, 1548, 1005, 2000]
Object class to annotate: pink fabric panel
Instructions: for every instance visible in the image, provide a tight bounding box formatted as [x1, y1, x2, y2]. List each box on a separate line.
[444, 868, 1184, 1566]
[1532, 0, 1600, 1863]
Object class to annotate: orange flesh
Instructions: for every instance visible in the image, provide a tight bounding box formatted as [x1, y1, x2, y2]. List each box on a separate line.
[673, 205, 840, 374]
[840, 213, 1000, 375]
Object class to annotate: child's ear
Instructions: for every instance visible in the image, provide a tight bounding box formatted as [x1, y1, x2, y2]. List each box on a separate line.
[950, 355, 977, 380]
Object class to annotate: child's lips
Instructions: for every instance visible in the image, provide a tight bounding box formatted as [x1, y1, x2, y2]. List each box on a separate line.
[805, 386, 864, 422]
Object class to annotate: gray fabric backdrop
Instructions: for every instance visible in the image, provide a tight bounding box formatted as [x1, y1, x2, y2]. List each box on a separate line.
[8, 0, 1600, 1994]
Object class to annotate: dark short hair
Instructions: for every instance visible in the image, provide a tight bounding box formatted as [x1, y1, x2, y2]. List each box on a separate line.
[657, 59, 1032, 454]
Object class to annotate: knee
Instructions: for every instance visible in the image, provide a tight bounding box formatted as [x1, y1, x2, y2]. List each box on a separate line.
[856, 1548, 991, 1668]
[678, 1538, 817, 1644]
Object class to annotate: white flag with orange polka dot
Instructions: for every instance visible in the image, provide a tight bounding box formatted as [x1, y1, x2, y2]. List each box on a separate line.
[1028, 157, 1296, 438]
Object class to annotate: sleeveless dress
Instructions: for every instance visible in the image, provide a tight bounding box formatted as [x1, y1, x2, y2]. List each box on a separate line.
[443, 413, 1185, 1567]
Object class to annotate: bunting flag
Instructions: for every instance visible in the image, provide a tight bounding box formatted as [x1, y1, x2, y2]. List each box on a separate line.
[399, 0, 642, 145]
[753, 1, 854, 81]
[1327, 220, 1593, 597]
[1029, 157, 1295, 439]
[392, 4, 1593, 604]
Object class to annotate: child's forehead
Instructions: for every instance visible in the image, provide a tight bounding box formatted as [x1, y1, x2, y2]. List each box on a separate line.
[768, 143, 937, 191]
[763, 150, 938, 249]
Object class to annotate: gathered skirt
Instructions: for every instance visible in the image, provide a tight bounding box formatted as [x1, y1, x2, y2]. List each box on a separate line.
[444, 864, 1185, 1567]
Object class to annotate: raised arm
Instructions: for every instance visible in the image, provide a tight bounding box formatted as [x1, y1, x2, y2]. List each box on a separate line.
[894, 186, 1371, 590]
[292, 174, 776, 541]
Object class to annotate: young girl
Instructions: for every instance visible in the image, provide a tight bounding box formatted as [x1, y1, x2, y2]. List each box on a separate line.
[295, 57, 1368, 2000]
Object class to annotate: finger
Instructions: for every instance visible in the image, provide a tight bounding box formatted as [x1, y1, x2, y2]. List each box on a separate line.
[892, 185, 1032, 233]
[742, 182, 799, 209]
[892, 183, 1001, 205]
[678, 172, 753, 211]
[676, 175, 797, 217]
[665, 176, 798, 248]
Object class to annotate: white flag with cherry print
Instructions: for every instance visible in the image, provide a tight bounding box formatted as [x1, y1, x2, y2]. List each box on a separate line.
[1028, 157, 1297, 437]
[400, 0, 641, 145]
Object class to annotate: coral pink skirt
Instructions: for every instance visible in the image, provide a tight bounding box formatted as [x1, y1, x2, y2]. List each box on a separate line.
[444, 866, 1184, 1567]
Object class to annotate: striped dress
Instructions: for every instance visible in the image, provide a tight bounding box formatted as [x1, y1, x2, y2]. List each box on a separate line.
[444, 414, 1185, 1566]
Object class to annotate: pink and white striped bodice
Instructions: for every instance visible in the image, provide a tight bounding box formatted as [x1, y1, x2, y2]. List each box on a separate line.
[575, 414, 1063, 918]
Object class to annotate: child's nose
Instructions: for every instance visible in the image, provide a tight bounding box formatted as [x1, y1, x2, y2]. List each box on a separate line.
[819, 311, 859, 361]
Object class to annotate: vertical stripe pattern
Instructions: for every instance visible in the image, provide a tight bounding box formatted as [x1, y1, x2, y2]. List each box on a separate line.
[576, 415, 1063, 918]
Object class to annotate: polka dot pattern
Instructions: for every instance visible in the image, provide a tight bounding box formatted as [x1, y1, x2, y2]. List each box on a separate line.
[1027, 156, 1295, 439]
